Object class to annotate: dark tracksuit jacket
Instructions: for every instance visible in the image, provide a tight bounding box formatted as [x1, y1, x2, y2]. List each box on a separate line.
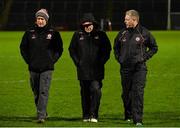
[69, 29, 111, 80]
[20, 24, 63, 119]
[114, 24, 158, 123]
[20, 25, 63, 73]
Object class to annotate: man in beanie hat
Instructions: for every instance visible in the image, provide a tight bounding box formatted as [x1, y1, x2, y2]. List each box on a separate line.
[69, 13, 111, 123]
[35, 9, 49, 23]
[20, 9, 63, 123]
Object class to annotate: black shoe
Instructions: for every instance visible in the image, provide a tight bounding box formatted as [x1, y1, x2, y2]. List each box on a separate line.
[45, 113, 48, 119]
[37, 118, 45, 123]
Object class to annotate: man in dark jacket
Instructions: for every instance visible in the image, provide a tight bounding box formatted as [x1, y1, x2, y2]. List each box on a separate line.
[20, 9, 63, 123]
[69, 13, 111, 123]
[114, 10, 158, 126]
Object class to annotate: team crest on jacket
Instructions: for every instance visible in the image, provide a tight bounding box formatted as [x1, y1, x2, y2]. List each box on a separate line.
[79, 36, 84, 40]
[94, 36, 99, 39]
[135, 37, 140, 42]
[122, 37, 126, 42]
[46, 34, 52, 39]
[31, 34, 36, 39]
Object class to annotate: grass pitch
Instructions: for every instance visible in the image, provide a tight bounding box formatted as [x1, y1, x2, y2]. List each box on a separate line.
[0, 31, 180, 127]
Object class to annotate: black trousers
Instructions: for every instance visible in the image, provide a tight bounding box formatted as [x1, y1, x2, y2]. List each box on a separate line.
[120, 63, 147, 123]
[79, 80, 102, 119]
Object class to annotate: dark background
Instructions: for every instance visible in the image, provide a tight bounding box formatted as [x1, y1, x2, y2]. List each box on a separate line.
[0, 0, 180, 30]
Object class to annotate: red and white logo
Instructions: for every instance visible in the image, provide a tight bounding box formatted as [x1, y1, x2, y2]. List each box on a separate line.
[46, 34, 52, 39]
[122, 37, 126, 42]
[79, 36, 84, 40]
[32, 34, 36, 39]
[135, 37, 140, 42]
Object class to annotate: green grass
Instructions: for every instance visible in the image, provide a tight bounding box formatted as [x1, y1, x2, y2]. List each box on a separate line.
[0, 31, 180, 127]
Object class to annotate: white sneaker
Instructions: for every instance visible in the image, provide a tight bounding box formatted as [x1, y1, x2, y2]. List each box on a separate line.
[136, 122, 143, 126]
[83, 119, 90, 122]
[90, 118, 98, 123]
[126, 119, 131, 122]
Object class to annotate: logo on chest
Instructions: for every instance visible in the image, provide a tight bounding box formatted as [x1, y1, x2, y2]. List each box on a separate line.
[31, 34, 36, 39]
[79, 36, 84, 40]
[135, 36, 141, 42]
[94, 36, 99, 39]
[121, 37, 127, 42]
[46, 34, 52, 39]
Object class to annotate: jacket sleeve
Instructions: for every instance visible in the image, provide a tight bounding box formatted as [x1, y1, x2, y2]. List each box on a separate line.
[113, 32, 121, 63]
[20, 31, 29, 64]
[52, 31, 63, 63]
[68, 32, 80, 67]
[100, 31, 111, 65]
[143, 32, 158, 61]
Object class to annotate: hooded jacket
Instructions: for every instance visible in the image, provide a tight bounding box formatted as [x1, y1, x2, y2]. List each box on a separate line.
[69, 13, 111, 80]
[20, 24, 63, 73]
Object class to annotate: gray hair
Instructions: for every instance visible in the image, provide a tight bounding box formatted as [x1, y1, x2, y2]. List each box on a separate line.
[125, 9, 139, 22]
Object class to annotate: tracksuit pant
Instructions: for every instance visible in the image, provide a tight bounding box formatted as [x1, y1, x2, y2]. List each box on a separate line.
[79, 80, 102, 119]
[120, 62, 147, 123]
[30, 70, 52, 119]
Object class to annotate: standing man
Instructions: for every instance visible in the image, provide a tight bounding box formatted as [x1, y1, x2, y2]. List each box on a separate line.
[114, 10, 158, 126]
[69, 13, 111, 123]
[20, 9, 63, 123]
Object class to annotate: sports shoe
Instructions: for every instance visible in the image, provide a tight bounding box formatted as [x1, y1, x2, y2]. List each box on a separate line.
[136, 122, 143, 126]
[37, 118, 45, 123]
[125, 119, 131, 122]
[90, 118, 98, 123]
[83, 118, 90, 122]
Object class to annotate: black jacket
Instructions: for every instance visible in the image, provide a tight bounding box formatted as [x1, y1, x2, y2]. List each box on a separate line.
[69, 14, 111, 80]
[114, 24, 158, 65]
[20, 25, 63, 72]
